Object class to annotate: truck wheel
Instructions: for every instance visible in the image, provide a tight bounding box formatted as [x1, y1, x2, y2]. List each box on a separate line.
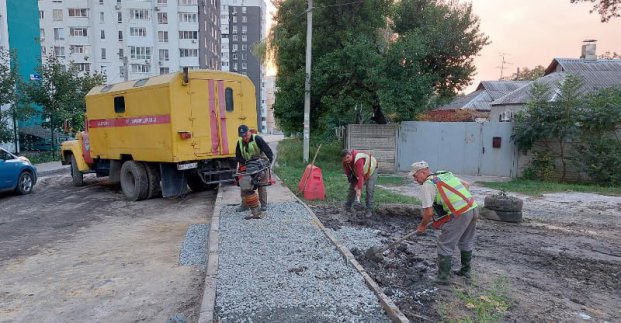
[70, 155, 84, 186]
[120, 161, 149, 201]
[145, 163, 162, 199]
[187, 174, 208, 192]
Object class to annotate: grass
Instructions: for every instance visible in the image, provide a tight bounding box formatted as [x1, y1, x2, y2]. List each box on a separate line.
[440, 276, 514, 323]
[274, 138, 419, 206]
[479, 179, 621, 196]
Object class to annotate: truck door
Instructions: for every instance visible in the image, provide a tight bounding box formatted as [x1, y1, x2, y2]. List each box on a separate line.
[191, 79, 243, 157]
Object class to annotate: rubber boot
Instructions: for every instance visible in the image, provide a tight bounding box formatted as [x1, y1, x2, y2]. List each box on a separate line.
[236, 204, 249, 212]
[454, 251, 472, 278]
[436, 255, 452, 285]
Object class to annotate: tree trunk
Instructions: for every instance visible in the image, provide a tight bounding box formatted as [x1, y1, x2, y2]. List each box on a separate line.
[559, 139, 566, 183]
[371, 101, 387, 124]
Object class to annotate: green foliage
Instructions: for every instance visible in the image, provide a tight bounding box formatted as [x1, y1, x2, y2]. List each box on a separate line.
[19, 151, 62, 164]
[572, 136, 621, 186]
[21, 56, 105, 151]
[479, 179, 621, 196]
[0, 49, 36, 143]
[274, 138, 418, 205]
[521, 150, 557, 181]
[512, 74, 584, 182]
[270, 0, 489, 135]
[504, 65, 545, 81]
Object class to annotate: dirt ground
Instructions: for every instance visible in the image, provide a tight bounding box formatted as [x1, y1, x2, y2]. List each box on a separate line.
[0, 173, 213, 322]
[313, 180, 621, 322]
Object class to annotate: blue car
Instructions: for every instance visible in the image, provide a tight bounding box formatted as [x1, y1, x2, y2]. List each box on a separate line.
[0, 148, 37, 195]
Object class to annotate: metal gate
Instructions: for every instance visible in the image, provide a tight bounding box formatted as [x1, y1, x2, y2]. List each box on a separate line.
[397, 121, 518, 177]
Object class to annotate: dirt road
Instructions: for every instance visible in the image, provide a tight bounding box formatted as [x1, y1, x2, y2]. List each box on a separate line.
[314, 179, 621, 322]
[0, 173, 214, 322]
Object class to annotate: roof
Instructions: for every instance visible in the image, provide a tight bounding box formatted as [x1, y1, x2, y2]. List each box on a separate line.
[436, 80, 530, 111]
[491, 70, 621, 106]
[544, 58, 621, 75]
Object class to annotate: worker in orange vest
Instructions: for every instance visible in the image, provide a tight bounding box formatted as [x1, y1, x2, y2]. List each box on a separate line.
[341, 149, 378, 217]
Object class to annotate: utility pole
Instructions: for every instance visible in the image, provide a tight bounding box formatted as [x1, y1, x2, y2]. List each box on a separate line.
[302, 0, 312, 162]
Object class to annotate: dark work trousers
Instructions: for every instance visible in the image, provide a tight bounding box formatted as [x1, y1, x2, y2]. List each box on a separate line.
[436, 208, 477, 256]
[345, 169, 379, 209]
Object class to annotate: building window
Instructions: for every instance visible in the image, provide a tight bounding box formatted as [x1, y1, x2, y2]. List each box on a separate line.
[179, 48, 198, 57]
[100, 12, 104, 23]
[241, 35, 247, 42]
[70, 45, 86, 54]
[157, 0, 168, 5]
[241, 53, 246, 60]
[178, 0, 197, 5]
[241, 62, 247, 69]
[70, 27, 88, 37]
[53, 9, 63, 21]
[232, 35, 238, 41]
[74, 63, 91, 73]
[119, 66, 125, 78]
[241, 26, 247, 34]
[130, 27, 147, 37]
[117, 12, 122, 23]
[130, 46, 152, 59]
[118, 30, 123, 41]
[232, 25, 237, 33]
[158, 31, 169, 42]
[99, 0, 104, 4]
[232, 53, 237, 60]
[178, 12, 197, 22]
[101, 48, 106, 59]
[40, 29, 45, 42]
[101, 30, 105, 39]
[131, 64, 151, 73]
[232, 16, 237, 23]
[179, 31, 198, 40]
[160, 67, 170, 74]
[54, 28, 65, 40]
[241, 44, 247, 51]
[130, 9, 149, 20]
[54, 46, 65, 58]
[232, 44, 238, 52]
[68, 8, 89, 17]
[242, 16, 247, 23]
[233, 62, 238, 70]
[159, 49, 169, 61]
[157, 12, 168, 24]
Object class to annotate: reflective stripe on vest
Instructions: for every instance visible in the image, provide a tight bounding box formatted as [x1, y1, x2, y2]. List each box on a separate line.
[426, 171, 477, 216]
[354, 152, 377, 179]
[238, 134, 261, 160]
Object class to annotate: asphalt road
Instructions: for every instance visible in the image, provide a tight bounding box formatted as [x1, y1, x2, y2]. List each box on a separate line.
[0, 171, 215, 322]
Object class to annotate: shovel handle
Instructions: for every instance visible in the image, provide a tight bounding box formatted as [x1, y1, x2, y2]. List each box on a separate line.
[375, 222, 432, 255]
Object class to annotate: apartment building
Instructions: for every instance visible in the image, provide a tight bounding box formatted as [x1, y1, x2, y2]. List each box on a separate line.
[220, 0, 266, 132]
[38, 0, 220, 84]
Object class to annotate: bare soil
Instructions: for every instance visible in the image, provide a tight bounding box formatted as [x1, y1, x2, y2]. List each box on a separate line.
[313, 182, 621, 322]
[0, 173, 213, 322]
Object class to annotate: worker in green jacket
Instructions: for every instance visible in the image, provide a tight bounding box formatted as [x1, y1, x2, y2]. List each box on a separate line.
[411, 160, 478, 285]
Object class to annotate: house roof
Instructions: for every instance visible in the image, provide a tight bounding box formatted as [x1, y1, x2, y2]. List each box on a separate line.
[544, 58, 621, 75]
[436, 80, 530, 111]
[490, 70, 621, 106]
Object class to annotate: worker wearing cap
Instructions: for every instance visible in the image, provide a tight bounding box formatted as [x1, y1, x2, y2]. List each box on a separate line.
[341, 149, 378, 217]
[410, 161, 478, 284]
[235, 124, 274, 217]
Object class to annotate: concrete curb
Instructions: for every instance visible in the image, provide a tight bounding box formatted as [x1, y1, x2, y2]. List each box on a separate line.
[37, 166, 69, 177]
[198, 184, 224, 323]
[292, 194, 411, 323]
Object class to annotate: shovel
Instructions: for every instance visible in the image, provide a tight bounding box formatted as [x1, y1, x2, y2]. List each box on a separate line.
[364, 223, 431, 262]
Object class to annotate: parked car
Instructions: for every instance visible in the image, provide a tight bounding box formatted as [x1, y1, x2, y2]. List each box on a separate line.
[0, 148, 37, 195]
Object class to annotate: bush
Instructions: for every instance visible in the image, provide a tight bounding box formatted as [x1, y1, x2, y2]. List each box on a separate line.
[572, 136, 621, 186]
[521, 150, 557, 181]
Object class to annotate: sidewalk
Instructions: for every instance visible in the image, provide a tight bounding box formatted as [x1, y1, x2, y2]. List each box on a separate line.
[198, 176, 407, 322]
[35, 161, 69, 176]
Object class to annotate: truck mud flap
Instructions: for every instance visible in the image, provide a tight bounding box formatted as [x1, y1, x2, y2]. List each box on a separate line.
[160, 163, 188, 198]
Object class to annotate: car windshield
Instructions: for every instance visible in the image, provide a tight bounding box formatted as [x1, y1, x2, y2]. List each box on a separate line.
[0, 149, 18, 161]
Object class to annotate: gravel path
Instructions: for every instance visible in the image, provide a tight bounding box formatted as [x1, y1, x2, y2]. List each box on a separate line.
[215, 201, 390, 322]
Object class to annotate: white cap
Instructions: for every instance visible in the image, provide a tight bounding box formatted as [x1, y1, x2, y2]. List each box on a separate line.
[408, 161, 429, 176]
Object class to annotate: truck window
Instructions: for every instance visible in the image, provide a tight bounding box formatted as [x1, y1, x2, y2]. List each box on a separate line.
[225, 87, 234, 112]
[114, 96, 126, 113]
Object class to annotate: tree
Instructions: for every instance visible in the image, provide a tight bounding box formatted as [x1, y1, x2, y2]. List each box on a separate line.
[21, 55, 105, 153]
[504, 65, 545, 81]
[269, 0, 488, 135]
[512, 74, 584, 182]
[598, 51, 621, 59]
[570, 0, 621, 22]
[0, 49, 36, 147]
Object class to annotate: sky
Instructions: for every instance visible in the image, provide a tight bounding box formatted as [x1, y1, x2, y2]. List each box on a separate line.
[264, 0, 621, 92]
[466, 0, 621, 92]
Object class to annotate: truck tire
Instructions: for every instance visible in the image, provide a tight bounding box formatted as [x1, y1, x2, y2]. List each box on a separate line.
[71, 154, 84, 186]
[145, 163, 162, 199]
[120, 161, 149, 201]
[494, 210, 523, 223]
[484, 195, 523, 212]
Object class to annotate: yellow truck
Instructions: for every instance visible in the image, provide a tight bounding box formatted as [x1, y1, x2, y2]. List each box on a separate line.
[61, 68, 257, 200]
